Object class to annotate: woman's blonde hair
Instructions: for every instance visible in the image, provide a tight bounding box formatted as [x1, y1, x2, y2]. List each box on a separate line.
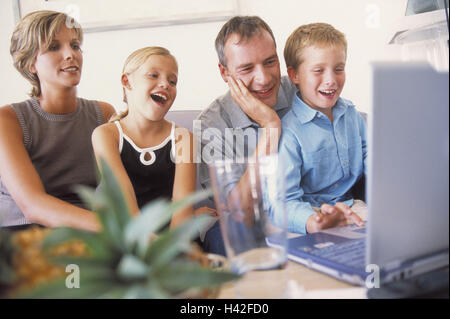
[284, 22, 347, 71]
[110, 46, 178, 122]
[10, 10, 83, 97]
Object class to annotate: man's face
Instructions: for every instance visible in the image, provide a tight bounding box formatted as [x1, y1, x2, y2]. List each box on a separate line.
[219, 30, 281, 108]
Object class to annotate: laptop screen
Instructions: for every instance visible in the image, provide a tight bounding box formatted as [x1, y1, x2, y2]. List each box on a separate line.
[367, 62, 449, 268]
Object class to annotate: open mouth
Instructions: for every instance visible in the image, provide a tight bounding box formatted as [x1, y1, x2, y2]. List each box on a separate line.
[318, 89, 337, 98]
[61, 66, 79, 72]
[252, 86, 273, 99]
[150, 93, 168, 106]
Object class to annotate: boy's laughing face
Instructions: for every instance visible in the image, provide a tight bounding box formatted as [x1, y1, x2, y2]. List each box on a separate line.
[288, 45, 346, 117]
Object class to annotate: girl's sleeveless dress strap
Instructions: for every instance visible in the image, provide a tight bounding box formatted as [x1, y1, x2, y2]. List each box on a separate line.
[169, 121, 176, 161]
[114, 120, 124, 153]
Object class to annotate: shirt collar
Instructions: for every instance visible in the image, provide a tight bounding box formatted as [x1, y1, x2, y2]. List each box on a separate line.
[291, 91, 348, 124]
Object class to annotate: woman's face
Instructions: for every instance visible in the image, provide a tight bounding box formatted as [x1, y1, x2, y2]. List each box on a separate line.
[30, 26, 83, 94]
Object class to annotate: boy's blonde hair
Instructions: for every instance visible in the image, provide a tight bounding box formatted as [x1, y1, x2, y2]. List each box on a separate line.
[10, 10, 83, 97]
[284, 23, 347, 71]
[111, 46, 178, 122]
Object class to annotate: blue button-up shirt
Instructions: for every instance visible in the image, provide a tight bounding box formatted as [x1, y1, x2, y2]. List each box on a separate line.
[271, 92, 367, 234]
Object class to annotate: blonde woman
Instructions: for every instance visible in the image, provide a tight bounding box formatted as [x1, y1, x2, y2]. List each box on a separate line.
[0, 11, 115, 231]
[92, 47, 214, 230]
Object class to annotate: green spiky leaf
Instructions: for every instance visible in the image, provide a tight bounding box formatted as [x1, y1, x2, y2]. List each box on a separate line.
[123, 199, 170, 257]
[145, 214, 213, 268]
[98, 157, 132, 228]
[124, 189, 213, 258]
[156, 259, 239, 292]
[117, 254, 149, 281]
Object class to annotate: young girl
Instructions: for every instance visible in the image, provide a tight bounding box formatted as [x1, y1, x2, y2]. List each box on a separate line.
[92, 47, 211, 229]
[0, 11, 115, 231]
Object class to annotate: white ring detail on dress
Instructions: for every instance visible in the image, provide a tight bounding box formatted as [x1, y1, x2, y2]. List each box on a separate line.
[139, 150, 156, 166]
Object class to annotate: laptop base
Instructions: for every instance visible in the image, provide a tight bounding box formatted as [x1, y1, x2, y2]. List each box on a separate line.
[367, 267, 449, 299]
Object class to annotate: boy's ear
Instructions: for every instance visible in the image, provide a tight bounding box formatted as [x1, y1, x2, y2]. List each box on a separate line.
[121, 74, 131, 90]
[287, 66, 299, 85]
[218, 63, 229, 83]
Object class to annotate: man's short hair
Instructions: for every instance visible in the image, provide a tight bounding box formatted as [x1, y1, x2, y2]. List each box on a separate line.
[215, 16, 276, 67]
[284, 23, 347, 71]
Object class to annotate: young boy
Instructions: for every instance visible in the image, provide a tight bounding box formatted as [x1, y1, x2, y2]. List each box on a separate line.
[274, 23, 366, 234]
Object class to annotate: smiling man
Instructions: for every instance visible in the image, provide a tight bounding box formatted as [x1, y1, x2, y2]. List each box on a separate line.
[196, 16, 297, 255]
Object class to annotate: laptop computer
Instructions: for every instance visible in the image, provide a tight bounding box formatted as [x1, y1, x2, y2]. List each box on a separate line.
[278, 62, 449, 287]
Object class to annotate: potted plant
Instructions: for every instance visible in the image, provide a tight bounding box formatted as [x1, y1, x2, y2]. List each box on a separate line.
[0, 160, 237, 298]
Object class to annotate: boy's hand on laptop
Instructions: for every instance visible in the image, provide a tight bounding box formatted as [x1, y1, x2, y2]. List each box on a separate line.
[227, 76, 280, 128]
[306, 202, 365, 233]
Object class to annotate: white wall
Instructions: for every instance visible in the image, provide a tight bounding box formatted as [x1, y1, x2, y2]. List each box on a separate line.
[0, 0, 412, 114]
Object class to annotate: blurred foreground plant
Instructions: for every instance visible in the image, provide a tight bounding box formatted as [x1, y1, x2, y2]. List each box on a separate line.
[3, 159, 237, 298]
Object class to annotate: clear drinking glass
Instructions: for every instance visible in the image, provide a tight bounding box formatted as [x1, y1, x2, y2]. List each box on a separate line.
[208, 154, 288, 298]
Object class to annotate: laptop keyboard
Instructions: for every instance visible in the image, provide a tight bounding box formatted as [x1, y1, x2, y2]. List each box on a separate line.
[310, 239, 366, 269]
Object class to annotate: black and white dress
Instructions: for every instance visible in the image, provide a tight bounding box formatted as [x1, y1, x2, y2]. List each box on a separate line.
[114, 120, 176, 208]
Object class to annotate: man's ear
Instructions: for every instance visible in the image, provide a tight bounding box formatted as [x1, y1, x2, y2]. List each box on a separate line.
[218, 63, 229, 83]
[287, 66, 299, 85]
[121, 74, 131, 90]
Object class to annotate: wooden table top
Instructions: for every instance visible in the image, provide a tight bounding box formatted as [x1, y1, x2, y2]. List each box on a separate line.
[217, 259, 366, 299]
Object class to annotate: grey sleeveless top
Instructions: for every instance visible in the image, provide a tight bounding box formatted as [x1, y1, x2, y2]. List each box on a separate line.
[0, 98, 104, 226]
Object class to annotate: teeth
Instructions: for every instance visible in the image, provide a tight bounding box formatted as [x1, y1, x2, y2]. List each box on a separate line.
[151, 93, 168, 104]
[63, 67, 77, 71]
[320, 89, 335, 94]
[153, 93, 167, 101]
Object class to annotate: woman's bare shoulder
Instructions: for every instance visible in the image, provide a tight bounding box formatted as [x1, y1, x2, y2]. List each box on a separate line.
[97, 101, 117, 122]
[0, 104, 16, 116]
[0, 104, 21, 129]
[93, 121, 119, 139]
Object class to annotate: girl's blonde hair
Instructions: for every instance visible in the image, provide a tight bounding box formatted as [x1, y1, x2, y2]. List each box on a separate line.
[10, 10, 83, 97]
[110, 46, 178, 122]
[284, 22, 347, 71]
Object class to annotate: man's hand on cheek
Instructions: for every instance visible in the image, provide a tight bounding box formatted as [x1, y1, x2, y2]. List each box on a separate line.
[227, 76, 279, 128]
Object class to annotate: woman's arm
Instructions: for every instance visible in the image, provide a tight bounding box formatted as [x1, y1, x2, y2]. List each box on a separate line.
[91, 123, 139, 216]
[0, 106, 100, 232]
[170, 127, 196, 229]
